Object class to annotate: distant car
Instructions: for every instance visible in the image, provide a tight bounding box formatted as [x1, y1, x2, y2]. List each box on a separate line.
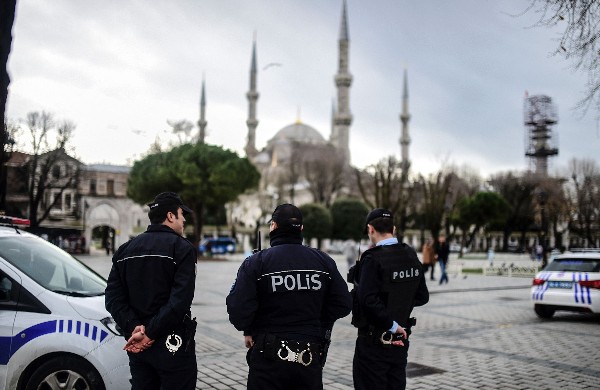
[0, 216, 130, 390]
[531, 250, 600, 319]
[199, 237, 236, 255]
[325, 241, 344, 254]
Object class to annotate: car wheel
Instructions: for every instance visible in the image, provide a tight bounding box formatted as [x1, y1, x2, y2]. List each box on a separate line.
[534, 304, 555, 319]
[25, 356, 105, 390]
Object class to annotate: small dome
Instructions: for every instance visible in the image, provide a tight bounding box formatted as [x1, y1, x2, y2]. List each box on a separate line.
[270, 122, 326, 145]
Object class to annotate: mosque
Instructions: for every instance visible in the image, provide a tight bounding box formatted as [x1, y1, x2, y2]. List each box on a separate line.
[197, 1, 412, 234]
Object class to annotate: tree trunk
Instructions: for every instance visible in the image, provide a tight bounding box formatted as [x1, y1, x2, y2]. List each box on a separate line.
[191, 202, 204, 248]
[0, 0, 17, 211]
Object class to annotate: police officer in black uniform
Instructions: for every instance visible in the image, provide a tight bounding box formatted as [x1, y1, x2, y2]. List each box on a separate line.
[105, 192, 198, 390]
[226, 203, 352, 390]
[350, 208, 429, 390]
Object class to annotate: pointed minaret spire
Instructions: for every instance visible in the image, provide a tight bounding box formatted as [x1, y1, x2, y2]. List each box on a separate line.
[400, 68, 411, 177]
[245, 33, 259, 158]
[339, 0, 349, 41]
[197, 77, 207, 144]
[331, 0, 353, 166]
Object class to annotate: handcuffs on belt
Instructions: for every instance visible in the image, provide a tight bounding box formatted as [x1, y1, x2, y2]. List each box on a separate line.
[165, 333, 182, 354]
[379, 331, 405, 345]
[276, 341, 313, 366]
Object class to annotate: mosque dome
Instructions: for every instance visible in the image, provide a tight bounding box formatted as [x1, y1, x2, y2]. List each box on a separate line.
[269, 122, 327, 146]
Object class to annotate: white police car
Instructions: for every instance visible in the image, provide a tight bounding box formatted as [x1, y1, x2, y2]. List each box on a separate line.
[531, 249, 600, 319]
[0, 217, 130, 389]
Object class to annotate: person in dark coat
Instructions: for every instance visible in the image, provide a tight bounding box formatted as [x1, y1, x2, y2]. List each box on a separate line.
[105, 192, 198, 390]
[350, 208, 429, 390]
[226, 203, 351, 390]
[436, 234, 450, 285]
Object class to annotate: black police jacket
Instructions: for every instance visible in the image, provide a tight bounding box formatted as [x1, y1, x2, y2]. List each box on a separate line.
[226, 227, 352, 341]
[105, 224, 197, 340]
[352, 242, 429, 330]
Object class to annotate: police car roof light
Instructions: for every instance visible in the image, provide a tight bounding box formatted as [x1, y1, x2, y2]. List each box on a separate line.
[0, 216, 31, 227]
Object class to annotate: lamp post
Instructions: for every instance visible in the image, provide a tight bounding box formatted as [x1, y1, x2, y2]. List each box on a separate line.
[537, 189, 548, 269]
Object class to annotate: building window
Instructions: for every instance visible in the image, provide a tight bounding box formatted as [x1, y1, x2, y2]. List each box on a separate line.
[52, 192, 63, 209]
[65, 193, 72, 211]
[107, 180, 114, 196]
[52, 165, 61, 179]
[90, 179, 96, 195]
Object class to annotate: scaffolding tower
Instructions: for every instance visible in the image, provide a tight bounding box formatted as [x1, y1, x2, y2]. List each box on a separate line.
[524, 94, 559, 176]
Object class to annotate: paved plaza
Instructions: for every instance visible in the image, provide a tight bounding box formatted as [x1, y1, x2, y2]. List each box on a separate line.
[80, 252, 600, 390]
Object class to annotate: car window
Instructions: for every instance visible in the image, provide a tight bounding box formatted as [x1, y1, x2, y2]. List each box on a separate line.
[546, 258, 600, 272]
[0, 236, 106, 296]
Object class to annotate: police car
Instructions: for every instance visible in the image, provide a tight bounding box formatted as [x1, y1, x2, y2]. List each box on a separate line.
[0, 216, 130, 389]
[531, 249, 600, 319]
[198, 237, 236, 255]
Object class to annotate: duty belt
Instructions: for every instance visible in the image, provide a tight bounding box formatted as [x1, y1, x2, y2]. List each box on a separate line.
[254, 334, 318, 366]
[277, 340, 313, 366]
[358, 325, 412, 346]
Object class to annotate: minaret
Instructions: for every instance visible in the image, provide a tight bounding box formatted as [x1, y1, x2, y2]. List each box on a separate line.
[331, 98, 336, 135]
[399, 69, 411, 177]
[197, 78, 207, 144]
[332, 0, 352, 165]
[245, 37, 259, 158]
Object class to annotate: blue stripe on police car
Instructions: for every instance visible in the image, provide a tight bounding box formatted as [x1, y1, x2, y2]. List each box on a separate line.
[0, 320, 108, 365]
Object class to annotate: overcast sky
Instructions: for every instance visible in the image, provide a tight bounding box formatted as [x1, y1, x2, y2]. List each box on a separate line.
[6, 0, 600, 178]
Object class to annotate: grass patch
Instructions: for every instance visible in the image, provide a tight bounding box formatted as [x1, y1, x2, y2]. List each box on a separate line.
[462, 268, 483, 274]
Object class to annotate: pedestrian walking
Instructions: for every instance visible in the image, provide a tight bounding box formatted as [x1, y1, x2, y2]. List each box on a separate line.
[226, 203, 352, 390]
[105, 192, 198, 390]
[436, 234, 450, 285]
[421, 237, 436, 281]
[343, 238, 359, 269]
[349, 208, 429, 390]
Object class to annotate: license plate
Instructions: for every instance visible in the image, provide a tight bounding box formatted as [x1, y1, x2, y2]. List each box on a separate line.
[547, 281, 573, 289]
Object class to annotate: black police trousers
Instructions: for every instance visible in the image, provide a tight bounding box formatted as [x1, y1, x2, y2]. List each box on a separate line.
[246, 343, 323, 390]
[128, 334, 197, 390]
[353, 336, 410, 390]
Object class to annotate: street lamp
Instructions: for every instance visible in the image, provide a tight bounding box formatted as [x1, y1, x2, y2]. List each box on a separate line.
[536, 189, 548, 268]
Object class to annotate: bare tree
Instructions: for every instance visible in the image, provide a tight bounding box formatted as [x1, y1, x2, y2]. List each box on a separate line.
[524, 0, 600, 113]
[355, 156, 405, 212]
[23, 111, 81, 227]
[303, 144, 346, 207]
[167, 119, 195, 145]
[564, 158, 600, 246]
[489, 171, 538, 251]
[415, 170, 453, 241]
[355, 156, 414, 240]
